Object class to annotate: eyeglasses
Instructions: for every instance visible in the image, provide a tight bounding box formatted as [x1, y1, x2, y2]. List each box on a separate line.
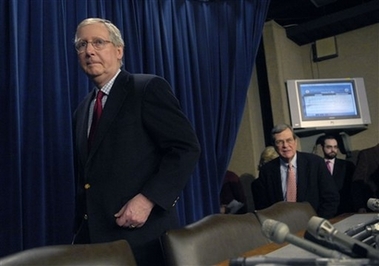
[275, 138, 295, 147]
[75, 38, 112, 53]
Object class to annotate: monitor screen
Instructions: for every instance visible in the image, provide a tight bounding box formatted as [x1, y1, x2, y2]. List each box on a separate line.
[299, 80, 359, 120]
[286, 78, 371, 130]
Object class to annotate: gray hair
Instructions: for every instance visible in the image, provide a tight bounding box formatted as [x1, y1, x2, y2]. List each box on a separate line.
[271, 124, 297, 143]
[75, 18, 125, 47]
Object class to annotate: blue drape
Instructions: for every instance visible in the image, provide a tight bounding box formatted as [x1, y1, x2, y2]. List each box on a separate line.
[0, 0, 269, 256]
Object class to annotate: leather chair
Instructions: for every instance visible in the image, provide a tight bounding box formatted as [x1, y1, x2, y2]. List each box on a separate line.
[161, 213, 270, 266]
[239, 173, 256, 212]
[0, 240, 137, 266]
[254, 201, 317, 234]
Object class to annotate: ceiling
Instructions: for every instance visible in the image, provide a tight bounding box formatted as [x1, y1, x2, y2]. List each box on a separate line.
[266, 0, 379, 45]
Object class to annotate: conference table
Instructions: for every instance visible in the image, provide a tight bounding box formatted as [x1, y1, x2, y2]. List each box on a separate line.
[216, 213, 378, 266]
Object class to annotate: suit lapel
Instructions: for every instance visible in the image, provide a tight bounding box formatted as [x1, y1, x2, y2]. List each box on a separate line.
[271, 159, 284, 201]
[87, 71, 132, 159]
[77, 90, 95, 166]
[296, 152, 308, 201]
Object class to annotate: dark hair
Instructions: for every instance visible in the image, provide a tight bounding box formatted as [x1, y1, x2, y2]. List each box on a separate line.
[320, 135, 338, 147]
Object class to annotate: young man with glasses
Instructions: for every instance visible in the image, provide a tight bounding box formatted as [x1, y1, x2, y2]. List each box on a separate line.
[71, 18, 200, 265]
[251, 124, 339, 219]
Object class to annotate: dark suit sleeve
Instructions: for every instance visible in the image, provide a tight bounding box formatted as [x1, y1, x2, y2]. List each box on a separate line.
[137, 76, 201, 210]
[351, 148, 378, 210]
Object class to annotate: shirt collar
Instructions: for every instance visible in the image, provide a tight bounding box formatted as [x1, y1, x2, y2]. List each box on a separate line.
[280, 152, 297, 169]
[325, 158, 336, 164]
[97, 69, 121, 95]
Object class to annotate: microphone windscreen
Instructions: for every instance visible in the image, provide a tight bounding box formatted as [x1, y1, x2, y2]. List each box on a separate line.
[261, 219, 276, 238]
[367, 198, 379, 211]
[261, 219, 289, 243]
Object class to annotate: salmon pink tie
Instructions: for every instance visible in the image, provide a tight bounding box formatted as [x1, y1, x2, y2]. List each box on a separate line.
[326, 160, 332, 174]
[286, 163, 297, 202]
[88, 90, 105, 150]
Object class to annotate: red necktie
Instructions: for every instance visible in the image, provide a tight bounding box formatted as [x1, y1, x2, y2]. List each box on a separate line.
[286, 163, 297, 202]
[88, 90, 105, 150]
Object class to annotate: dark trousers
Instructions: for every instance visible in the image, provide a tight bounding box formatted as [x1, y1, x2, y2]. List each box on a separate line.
[72, 220, 90, 244]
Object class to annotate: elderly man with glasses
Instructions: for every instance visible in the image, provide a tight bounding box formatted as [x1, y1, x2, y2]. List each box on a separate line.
[251, 124, 339, 219]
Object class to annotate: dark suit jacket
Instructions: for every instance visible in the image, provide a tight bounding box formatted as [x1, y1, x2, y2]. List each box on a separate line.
[332, 158, 355, 215]
[352, 143, 379, 211]
[252, 151, 339, 219]
[72, 70, 200, 253]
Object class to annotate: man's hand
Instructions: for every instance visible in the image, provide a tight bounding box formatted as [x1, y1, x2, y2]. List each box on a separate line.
[114, 193, 155, 229]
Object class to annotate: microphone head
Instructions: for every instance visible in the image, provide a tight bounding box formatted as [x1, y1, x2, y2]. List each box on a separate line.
[261, 219, 289, 244]
[307, 216, 334, 240]
[367, 198, 379, 212]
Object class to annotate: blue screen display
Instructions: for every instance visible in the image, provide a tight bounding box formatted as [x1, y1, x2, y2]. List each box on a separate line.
[299, 81, 359, 120]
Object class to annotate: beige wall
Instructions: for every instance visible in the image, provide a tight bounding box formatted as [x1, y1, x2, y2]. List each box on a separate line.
[227, 70, 265, 178]
[229, 21, 379, 178]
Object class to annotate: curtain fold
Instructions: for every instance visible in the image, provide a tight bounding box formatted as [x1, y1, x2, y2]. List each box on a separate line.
[0, 0, 269, 256]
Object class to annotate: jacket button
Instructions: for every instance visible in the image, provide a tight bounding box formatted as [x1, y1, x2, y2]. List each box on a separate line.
[84, 214, 88, 220]
[84, 183, 91, 189]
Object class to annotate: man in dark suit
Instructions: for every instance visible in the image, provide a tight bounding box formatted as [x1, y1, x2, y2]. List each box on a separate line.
[319, 135, 356, 215]
[72, 18, 201, 265]
[351, 143, 379, 212]
[251, 124, 339, 219]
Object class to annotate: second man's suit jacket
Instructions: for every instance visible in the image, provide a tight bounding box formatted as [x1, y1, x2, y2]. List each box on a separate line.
[252, 151, 339, 219]
[331, 158, 355, 215]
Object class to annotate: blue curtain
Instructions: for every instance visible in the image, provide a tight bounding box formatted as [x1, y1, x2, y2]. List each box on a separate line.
[0, 0, 269, 257]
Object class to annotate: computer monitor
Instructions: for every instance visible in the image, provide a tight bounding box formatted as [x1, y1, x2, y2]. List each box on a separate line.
[286, 77, 371, 130]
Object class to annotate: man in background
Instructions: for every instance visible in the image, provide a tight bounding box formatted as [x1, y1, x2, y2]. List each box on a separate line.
[319, 135, 356, 215]
[252, 124, 339, 219]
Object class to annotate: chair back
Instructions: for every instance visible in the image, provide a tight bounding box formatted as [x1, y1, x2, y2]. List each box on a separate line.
[240, 173, 255, 212]
[255, 201, 317, 234]
[161, 213, 270, 266]
[0, 240, 136, 266]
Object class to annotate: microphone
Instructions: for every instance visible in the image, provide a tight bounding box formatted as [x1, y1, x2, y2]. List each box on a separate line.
[229, 256, 318, 265]
[344, 214, 379, 236]
[307, 216, 379, 260]
[261, 219, 347, 259]
[367, 198, 379, 212]
[230, 256, 372, 266]
[366, 222, 379, 236]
